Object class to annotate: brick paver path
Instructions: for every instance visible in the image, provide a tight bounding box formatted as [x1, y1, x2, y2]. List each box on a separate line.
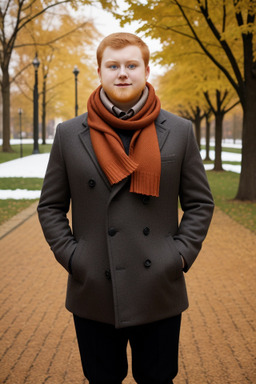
[0, 206, 255, 384]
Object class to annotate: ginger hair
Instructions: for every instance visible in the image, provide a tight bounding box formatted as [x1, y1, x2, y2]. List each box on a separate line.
[97, 32, 150, 68]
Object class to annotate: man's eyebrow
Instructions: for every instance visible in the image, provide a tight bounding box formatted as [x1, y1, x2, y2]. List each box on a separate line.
[104, 59, 141, 63]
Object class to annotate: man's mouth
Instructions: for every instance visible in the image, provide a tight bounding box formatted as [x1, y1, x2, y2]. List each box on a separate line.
[115, 83, 132, 87]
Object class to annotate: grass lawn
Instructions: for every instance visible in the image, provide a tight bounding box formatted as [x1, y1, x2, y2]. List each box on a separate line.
[206, 171, 256, 234]
[201, 145, 241, 154]
[0, 144, 48, 225]
[0, 177, 43, 190]
[0, 144, 52, 164]
[0, 199, 38, 225]
[0, 178, 44, 225]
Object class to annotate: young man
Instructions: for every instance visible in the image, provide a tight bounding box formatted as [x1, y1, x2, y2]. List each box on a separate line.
[38, 33, 214, 384]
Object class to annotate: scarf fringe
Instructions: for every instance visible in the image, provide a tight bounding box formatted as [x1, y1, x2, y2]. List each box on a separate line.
[105, 154, 138, 185]
[130, 172, 160, 197]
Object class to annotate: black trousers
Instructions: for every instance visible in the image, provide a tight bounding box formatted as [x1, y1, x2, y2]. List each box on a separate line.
[73, 314, 181, 384]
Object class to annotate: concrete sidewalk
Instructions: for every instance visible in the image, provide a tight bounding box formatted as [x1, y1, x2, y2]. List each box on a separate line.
[0, 206, 255, 383]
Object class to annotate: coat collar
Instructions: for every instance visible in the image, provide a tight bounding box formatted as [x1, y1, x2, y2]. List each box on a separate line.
[78, 110, 170, 192]
[81, 109, 170, 150]
[155, 109, 170, 150]
[79, 115, 111, 190]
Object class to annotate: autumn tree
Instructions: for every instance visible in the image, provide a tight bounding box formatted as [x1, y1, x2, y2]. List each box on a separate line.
[120, 0, 256, 201]
[0, 0, 113, 152]
[11, 9, 99, 141]
[201, 60, 240, 170]
[203, 88, 239, 170]
[155, 29, 238, 170]
[156, 63, 207, 146]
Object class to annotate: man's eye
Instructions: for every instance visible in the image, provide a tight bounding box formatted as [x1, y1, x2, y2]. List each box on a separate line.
[109, 65, 118, 69]
[128, 64, 136, 69]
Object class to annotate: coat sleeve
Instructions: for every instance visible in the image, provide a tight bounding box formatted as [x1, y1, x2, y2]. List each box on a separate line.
[173, 122, 214, 272]
[37, 125, 77, 272]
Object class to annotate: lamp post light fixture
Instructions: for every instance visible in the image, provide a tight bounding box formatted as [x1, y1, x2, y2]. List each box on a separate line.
[73, 65, 79, 117]
[18, 108, 23, 158]
[32, 54, 40, 154]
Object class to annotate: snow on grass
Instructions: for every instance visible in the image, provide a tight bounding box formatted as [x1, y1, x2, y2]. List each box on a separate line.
[0, 153, 49, 178]
[0, 151, 241, 199]
[0, 189, 41, 199]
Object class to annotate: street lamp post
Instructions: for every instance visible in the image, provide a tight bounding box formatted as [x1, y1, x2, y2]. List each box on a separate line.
[73, 65, 79, 117]
[18, 108, 23, 158]
[32, 54, 40, 154]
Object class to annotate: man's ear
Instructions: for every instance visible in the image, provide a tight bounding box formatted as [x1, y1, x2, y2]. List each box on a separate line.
[145, 65, 150, 80]
[97, 67, 102, 82]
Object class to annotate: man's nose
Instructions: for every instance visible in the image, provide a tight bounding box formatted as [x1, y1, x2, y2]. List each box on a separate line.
[118, 65, 128, 77]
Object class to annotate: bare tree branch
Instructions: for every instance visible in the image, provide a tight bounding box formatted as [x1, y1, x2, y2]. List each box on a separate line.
[203, 90, 216, 114]
[10, 61, 32, 83]
[8, 0, 70, 51]
[219, 89, 229, 107]
[222, 2, 226, 33]
[247, 0, 255, 25]
[169, 0, 243, 101]
[196, 0, 244, 91]
[14, 21, 88, 48]
[13, 79, 33, 102]
[149, 23, 222, 51]
[2, 0, 12, 18]
[22, 0, 38, 13]
[224, 99, 240, 113]
[233, 0, 244, 26]
[45, 76, 71, 93]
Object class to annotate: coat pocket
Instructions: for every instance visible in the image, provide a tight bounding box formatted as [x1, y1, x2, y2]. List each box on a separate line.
[161, 154, 176, 163]
[70, 239, 87, 283]
[166, 234, 183, 280]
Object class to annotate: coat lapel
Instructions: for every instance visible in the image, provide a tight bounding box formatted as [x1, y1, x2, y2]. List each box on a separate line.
[78, 114, 111, 190]
[155, 110, 170, 151]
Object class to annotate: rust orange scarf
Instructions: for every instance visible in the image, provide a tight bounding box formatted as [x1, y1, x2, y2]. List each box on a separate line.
[87, 82, 161, 197]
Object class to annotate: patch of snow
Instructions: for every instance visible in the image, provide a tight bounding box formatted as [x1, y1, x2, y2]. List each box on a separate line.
[0, 138, 54, 145]
[200, 150, 241, 162]
[0, 149, 241, 200]
[204, 164, 241, 173]
[0, 189, 41, 199]
[201, 138, 242, 149]
[0, 154, 50, 178]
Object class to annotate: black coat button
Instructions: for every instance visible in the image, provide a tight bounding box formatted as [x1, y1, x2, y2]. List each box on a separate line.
[105, 270, 111, 280]
[142, 195, 150, 205]
[108, 227, 117, 236]
[88, 179, 96, 188]
[143, 227, 150, 236]
[144, 259, 152, 268]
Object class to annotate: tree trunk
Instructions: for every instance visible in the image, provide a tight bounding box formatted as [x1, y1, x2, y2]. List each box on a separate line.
[1, 63, 12, 152]
[233, 114, 238, 144]
[235, 79, 256, 200]
[204, 114, 211, 161]
[194, 107, 201, 149]
[213, 111, 224, 171]
[234, 31, 256, 201]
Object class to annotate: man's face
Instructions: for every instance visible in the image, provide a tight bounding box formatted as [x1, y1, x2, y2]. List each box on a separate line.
[98, 45, 150, 111]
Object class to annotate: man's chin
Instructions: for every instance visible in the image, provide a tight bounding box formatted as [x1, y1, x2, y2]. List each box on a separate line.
[110, 88, 141, 104]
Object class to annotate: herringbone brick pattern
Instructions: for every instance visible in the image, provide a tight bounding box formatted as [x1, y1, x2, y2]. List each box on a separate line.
[0, 207, 255, 383]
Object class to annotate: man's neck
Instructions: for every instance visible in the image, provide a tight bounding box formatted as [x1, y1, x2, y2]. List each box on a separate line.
[100, 87, 149, 118]
[109, 96, 141, 113]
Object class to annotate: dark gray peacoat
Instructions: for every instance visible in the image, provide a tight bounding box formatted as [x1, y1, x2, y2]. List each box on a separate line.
[38, 109, 214, 329]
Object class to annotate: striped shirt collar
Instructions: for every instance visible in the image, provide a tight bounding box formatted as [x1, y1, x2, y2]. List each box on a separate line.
[100, 86, 149, 120]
